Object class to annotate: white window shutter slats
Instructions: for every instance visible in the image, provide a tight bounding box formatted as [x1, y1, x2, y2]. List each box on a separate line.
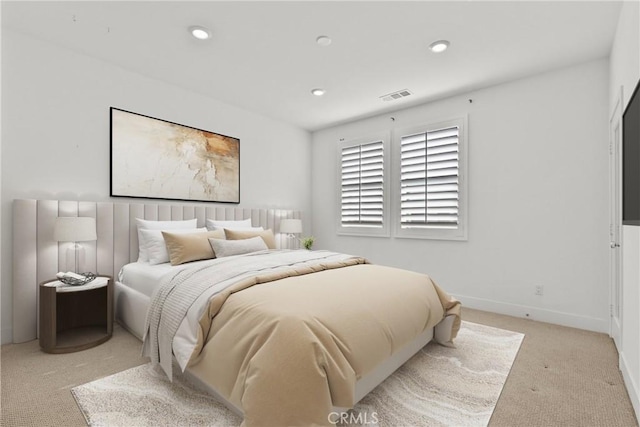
[400, 125, 460, 229]
[340, 140, 385, 228]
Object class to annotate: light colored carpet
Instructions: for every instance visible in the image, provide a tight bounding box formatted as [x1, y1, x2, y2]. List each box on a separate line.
[71, 321, 523, 426]
[1, 323, 147, 427]
[2, 308, 638, 426]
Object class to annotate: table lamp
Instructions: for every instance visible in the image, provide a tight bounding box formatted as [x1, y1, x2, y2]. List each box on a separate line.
[280, 219, 302, 238]
[54, 216, 97, 274]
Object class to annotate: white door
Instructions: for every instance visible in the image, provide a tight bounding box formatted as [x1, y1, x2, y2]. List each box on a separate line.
[609, 88, 623, 350]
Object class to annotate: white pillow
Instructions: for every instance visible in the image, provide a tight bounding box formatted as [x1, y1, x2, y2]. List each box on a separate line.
[206, 218, 254, 231]
[208, 236, 268, 258]
[136, 218, 198, 262]
[141, 227, 207, 265]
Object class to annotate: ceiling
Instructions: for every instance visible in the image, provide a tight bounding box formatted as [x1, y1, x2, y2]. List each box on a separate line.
[2, 1, 622, 131]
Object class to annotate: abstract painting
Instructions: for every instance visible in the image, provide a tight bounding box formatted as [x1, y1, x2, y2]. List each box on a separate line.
[110, 108, 240, 203]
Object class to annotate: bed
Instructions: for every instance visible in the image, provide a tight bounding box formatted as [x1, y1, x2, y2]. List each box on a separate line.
[12, 199, 460, 427]
[119, 247, 460, 426]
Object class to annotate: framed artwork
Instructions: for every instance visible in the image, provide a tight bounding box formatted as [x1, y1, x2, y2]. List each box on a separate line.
[110, 108, 240, 203]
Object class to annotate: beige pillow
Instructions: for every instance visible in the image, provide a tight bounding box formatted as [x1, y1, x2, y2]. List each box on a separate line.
[162, 229, 225, 266]
[224, 228, 276, 249]
[143, 227, 207, 265]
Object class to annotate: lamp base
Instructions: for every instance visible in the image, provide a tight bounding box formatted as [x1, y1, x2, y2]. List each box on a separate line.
[65, 243, 86, 274]
[284, 234, 300, 250]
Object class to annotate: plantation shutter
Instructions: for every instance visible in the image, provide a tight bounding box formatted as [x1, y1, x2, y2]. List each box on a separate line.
[341, 140, 384, 227]
[400, 125, 459, 228]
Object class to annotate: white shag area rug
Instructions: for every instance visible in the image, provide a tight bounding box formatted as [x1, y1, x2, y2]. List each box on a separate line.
[72, 321, 524, 426]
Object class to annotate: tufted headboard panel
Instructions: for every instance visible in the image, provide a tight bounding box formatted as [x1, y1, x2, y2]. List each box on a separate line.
[12, 199, 301, 343]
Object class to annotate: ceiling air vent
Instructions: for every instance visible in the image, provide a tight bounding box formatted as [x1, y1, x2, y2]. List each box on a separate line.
[380, 89, 412, 102]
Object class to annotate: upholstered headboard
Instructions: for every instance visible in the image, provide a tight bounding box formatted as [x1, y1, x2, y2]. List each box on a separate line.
[12, 199, 302, 343]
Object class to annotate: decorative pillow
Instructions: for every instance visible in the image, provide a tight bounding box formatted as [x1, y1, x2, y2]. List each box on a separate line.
[163, 229, 225, 266]
[141, 227, 206, 265]
[208, 236, 268, 258]
[224, 228, 276, 249]
[136, 218, 198, 262]
[205, 218, 253, 231]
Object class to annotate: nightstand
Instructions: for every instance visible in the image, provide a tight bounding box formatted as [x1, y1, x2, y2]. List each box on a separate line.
[39, 276, 113, 353]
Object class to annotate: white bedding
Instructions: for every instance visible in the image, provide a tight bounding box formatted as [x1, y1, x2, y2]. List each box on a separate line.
[118, 258, 216, 368]
[118, 259, 212, 297]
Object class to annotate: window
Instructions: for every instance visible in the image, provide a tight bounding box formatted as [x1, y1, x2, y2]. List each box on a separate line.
[337, 134, 390, 237]
[393, 118, 467, 240]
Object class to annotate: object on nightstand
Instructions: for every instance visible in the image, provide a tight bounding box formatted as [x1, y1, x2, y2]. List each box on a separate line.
[56, 271, 96, 286]
[300, 236, 315, 250]
[280, 219, 302, 238]
[54, 216, 97, 274]
[280, 219, 303, 249]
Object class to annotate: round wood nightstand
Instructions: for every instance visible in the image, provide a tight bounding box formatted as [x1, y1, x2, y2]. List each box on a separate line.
[39, 276, 113, 353]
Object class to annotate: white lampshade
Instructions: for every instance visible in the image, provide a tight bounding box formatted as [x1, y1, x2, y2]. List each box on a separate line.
[280, 219, 302, 234]
[54, 217, 97, 242]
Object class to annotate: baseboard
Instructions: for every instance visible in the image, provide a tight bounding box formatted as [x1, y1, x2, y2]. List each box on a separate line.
[620, 352, 640, 421]
[454, 294, 609, 333]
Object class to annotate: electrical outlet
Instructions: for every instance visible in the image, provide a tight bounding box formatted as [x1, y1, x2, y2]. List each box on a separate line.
[535, 285, 544, 296]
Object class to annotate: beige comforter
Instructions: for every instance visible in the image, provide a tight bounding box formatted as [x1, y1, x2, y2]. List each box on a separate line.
[181, 255, 460, 426]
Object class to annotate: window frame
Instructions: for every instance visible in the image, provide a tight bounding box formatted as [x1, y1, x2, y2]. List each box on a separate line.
[392, 117, 468, 241]
[336, 132, 391, 237]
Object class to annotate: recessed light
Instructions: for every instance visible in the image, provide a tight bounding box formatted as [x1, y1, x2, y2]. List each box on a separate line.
[429, 40, 450, 53]
[189, 26, 211, 40]
[311, 88, 326, 96]
[316, 35, 332, 47]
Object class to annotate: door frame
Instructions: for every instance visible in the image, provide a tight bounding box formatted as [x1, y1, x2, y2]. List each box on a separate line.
[609, 86, 623, 350]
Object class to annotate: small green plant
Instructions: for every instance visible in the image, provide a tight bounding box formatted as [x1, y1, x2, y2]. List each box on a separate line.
[300, 236, 315, 250]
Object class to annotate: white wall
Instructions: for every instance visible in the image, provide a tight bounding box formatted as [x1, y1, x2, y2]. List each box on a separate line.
[312, 59, 610, 333]
[0, 30, 311, 343]
[0, 6, 3, 349]
[610, 1, 640, 112]
[609, 0, 640, 419]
